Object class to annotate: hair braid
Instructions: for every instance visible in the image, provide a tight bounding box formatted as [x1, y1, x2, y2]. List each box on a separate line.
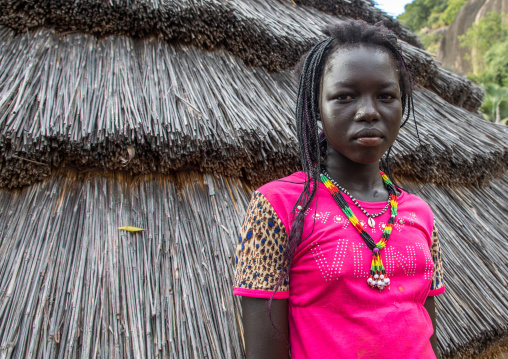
[268, 38, 332, 321]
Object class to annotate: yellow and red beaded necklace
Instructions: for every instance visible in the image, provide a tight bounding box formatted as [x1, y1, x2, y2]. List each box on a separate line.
[320, 171, 398, 291]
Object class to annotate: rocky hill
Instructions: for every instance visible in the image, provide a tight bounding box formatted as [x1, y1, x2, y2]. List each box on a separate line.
[438, 0, 508, 75]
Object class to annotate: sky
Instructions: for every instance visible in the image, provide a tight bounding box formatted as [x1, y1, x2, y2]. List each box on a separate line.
[373, 0, 414, 17]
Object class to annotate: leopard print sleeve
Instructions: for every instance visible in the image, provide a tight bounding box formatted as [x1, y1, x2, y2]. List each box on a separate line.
[430, 221, 445, 293]
[234, 191, 289, 293]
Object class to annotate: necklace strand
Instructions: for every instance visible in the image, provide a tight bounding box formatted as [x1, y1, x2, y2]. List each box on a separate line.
[320, 171, 398, 291]
[322, 170, 390, 228]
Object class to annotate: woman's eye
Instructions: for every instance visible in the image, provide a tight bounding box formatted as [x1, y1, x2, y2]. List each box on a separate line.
[379, 94, 396, 100]
[337, 94, 354, 100]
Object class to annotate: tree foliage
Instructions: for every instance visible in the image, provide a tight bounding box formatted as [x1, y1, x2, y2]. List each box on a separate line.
[398, 2, 508, 125]
[398, 0, 466, 31]
[440, 0, 467, 25]
[459, 12, 506, 62]
[458, 13, 508, 124]
[398, 0, 448, 31]
[398, 0, 466, 55]
[483, 40, 508, 87]
[480, 83, 508, 124]
[459, 12, 508, 78]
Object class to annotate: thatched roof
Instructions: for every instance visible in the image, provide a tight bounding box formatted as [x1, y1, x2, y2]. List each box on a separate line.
[0, 0, 507, 358]
[404, 176, 508, 357]
[0, 0, 483, 110]
[0, 26, 505, 188]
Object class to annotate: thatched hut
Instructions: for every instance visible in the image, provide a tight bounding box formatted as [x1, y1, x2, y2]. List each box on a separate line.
[0, 0, 506, 358]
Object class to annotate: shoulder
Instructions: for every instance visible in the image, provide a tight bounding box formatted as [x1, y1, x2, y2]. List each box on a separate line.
[254, 172, 306, 230]
[256, 172, 306, 212]
[400, 191, 433, 215]
[257, 172, 306, 198]
[399, 190, 435, 240]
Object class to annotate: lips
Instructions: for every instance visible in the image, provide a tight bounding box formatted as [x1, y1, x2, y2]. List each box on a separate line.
[352, 128, 384, 146]
[353, 128, 384, 139]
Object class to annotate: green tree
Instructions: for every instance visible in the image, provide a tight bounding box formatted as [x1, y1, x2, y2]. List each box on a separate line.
[468, 39, 508, 86]
[420, 32, 444, 53]
[439, 0, 467, 25]
[398, 2, 508, 125]
[398, 0, 467, 55]
[459, 12, 508, 75]
[398, 0, 448, 31]
[472, 38, 508, 86]
[480, 83, 508, 124]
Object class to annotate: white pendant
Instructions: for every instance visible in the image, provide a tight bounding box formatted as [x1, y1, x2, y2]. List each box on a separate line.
[368, 217, 375, 228]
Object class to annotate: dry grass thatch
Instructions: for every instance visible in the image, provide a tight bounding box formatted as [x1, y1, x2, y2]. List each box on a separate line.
[0, 27, 505, 189]
[392, 88, 508, 186]
[0, 0, 507, 357]
[0, 0, 422, 47]
[0, 27, 301, 188]
[0, 171, 506, 358]
[292, 0, 423, 47]
[0, 0, 483, 110]
[402, 177, 508, 358]
[0, 171, 249, 358]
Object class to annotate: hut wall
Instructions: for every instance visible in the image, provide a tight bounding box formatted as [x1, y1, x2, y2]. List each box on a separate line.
[0, 172, 249, 358]
[0, 171, 507, 357]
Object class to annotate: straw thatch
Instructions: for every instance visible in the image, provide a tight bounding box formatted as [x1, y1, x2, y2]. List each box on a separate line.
[0, 0, 483, 111]
[291, 0, 427, 47]
[0, 27, 505, 189]
[0, 170, 506, 358]
[402, 177, 508, 358]
[0, 26, 300, 188]
[0, 171, 247, 358]
[0, 0, 423, 48]
[0, 0, 507, 358]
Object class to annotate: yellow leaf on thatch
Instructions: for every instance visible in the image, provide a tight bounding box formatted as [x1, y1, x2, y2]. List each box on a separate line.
[118, 226, 145, 232]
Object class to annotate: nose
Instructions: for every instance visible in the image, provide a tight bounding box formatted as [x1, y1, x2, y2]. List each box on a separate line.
[354, 97, 380, 122]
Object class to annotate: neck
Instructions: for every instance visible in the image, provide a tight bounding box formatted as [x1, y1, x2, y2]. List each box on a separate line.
[323, 155, 387, 202]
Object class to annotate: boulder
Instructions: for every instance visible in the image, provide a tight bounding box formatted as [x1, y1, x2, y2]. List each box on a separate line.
[437, 0, 508, 75]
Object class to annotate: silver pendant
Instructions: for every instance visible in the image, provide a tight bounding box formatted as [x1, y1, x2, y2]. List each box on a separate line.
[368, 217, 375, 228]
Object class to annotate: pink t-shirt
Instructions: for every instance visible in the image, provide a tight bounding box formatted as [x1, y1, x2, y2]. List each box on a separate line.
[234, 172, 445, 359]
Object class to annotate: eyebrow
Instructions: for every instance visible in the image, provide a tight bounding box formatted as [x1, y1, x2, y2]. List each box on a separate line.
[333, 81, 399, 87]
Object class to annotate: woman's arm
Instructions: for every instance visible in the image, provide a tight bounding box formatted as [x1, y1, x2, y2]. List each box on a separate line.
[242, 297, 290, 359]
[424, 296, 439, 359]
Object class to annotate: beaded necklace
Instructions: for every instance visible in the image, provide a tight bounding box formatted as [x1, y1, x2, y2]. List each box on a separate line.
[322, 170, 390, 228]
[320, 171, 398, 291]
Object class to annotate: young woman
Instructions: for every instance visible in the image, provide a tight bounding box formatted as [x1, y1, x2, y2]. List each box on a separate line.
[233, 20, 445, 359]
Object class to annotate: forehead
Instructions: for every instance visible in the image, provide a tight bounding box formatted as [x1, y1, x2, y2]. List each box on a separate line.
[323, 45, 400, 85]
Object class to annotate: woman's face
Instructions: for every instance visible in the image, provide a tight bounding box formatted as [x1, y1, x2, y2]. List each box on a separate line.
[319, 45, 403, 165]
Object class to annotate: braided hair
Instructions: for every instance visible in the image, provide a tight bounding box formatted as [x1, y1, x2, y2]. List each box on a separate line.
[269, 20, 415, 315]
